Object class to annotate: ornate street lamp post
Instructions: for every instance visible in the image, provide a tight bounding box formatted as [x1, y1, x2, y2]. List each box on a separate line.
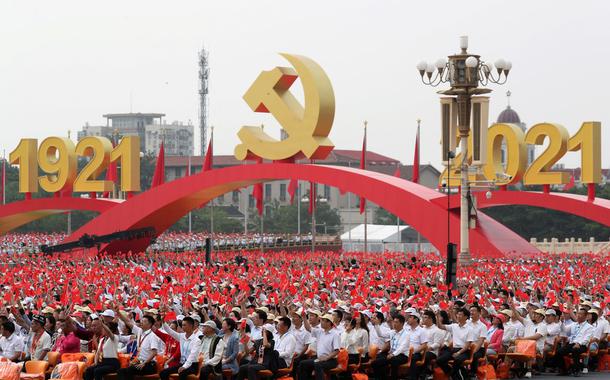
[417, 36, 511, 265]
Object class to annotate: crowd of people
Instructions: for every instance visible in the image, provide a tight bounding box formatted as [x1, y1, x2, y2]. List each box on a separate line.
[1, 233, 314, 254]
[150, 232, 314, 252]
[0, 248, 608, 380]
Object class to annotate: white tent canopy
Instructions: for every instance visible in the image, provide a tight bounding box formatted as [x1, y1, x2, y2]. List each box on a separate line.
[340, 224, 409, 243]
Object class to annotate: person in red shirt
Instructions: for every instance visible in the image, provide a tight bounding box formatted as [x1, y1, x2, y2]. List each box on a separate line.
[53, 312, 81, 356]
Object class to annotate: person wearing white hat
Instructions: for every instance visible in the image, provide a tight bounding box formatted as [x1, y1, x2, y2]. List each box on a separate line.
[297, 314, 340, 380]
[501, 309, 524, 351]
[543, 309, 561, 355]
[199, 321, 225, 379]
[505, 307, 547, 378]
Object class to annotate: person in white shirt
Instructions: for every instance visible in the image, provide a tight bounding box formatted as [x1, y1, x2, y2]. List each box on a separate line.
[468, 305, 488, 376]
[199, 321, 226, 379]
[371, 314, 410, 380]
[404, 311, 428, 380]
[85, 320, 121, 380]
[117, 315, 162, 380]
[502, 309, 524, 350]
[28, 315, 51, 361]
[157, 316, 201, 380]
[436, 307, 475, 379]
[369, 311, 391, 354]
[288, 309, 311, 378]
[543, 309, 561, 353]
[341, 313, 369, 365]
[270, 317, 294, 370]
[297, 314, 341, 380]
[553, 309, 595, 375]
[506, 307, 547, 379]
[0, 321, 24, 362]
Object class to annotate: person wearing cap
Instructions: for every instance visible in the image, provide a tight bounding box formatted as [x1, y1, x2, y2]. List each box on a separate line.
[198, 320, 225, 379]
[101, 310, 115, 324]
[288, 308, 311, 378]
[116, 314, 162, 380]
[543, 309, 560, 355]
[485, 314, 505, 356]
[552, 308, 594, 376]
[297, 313, 341, 380]
[0, 321, 24, 362]
[501, 309, 524, 351]
[506, 306, 547, 378]
[371, 314, 410, 380]
[52, 311, 81, 355]
[584, 309, 606, 373]
[27, 315, 51, 360]
[156, 316, 201, 380]
[435, 307, 474, 380]
[404, 311, 428, 380]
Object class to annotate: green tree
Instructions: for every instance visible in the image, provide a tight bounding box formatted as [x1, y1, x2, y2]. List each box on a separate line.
[247, 199, 341, 234]
[374, 207, 406, 225]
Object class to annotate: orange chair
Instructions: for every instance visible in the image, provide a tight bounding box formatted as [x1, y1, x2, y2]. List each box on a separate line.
[22, 360, 49, 380]
[323, 348, 350, 379]
[46, 351, 61, 376]
[397, 347, 415, 377]
[361, 344, 379, 374]
[61, 353, 95, 367]
[347, 347, 365, 373]
[134, 355, 166, 380]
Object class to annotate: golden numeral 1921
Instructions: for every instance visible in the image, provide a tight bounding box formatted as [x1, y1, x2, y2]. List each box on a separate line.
[9, 136, 141, 194]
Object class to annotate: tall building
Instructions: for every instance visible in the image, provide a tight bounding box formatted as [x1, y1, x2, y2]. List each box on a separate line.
[78, 112, 194, 156]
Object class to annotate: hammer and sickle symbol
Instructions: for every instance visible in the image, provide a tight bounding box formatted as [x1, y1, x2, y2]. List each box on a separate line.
[234, 53, 335, 161]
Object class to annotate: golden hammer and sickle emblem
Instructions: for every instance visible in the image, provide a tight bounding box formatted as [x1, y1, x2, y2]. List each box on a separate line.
[234, 53, 335, 161]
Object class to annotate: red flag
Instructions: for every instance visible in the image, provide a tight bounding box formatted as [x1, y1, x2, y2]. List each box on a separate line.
[202, 131, 213, 172]
[308, 182, 316, 215]
[412, 122, 420, 183]
[393, 165, 401, 178]
[101, 160, 117, 198]
[564, 173, 575, 191]
[359, 126, 367, 214]
[252, 158, 263, 216]
[151, 142, 165, 188]
[288, 179, 298, 205]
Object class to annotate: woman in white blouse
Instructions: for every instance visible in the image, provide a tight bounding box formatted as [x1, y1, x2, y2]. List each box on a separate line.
[341, 313, 370, 365]
[84, 320, 121, 380]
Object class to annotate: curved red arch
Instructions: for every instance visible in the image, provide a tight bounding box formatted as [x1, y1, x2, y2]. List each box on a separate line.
[0, 197, 120, 235]
[64, 163, 537, 257]
[436, 190, 610, 227]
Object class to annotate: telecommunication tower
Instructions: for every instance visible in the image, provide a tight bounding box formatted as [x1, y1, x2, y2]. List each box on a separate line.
[198, 47, 210, 156]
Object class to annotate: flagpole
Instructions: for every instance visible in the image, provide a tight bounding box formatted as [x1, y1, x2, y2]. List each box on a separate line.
[347, 161, 352, 251]
[416, 119, 421, 253]
[188, 155, 192, 234]
[363, 121, 368, 255]
[396, 163, 400, 252]
[2, 149, 6, 205]
[210, 127, 214, 255]
[297, 182, 301, 236]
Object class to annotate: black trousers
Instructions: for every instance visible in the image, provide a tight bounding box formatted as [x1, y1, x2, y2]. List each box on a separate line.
[199, 364, 222, 379]
[371, 353, 408, 380]
[298, 357, 338, 380]
[117, 361, 156, 380]
[159, 362, 198, 380]
[236, 362, 271, 380]
[553, 343, 588, 373]
[84, 358, 120, 380]
[437, 347, 469, 379]
[409, 352, 436, 380]
[470, 347, 485, 374]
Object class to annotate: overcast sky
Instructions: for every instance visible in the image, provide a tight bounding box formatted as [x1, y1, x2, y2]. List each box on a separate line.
[1, 1, 609, 170]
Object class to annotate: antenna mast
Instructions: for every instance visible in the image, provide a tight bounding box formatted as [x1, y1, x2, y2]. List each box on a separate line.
[198, 46, 210, 156]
